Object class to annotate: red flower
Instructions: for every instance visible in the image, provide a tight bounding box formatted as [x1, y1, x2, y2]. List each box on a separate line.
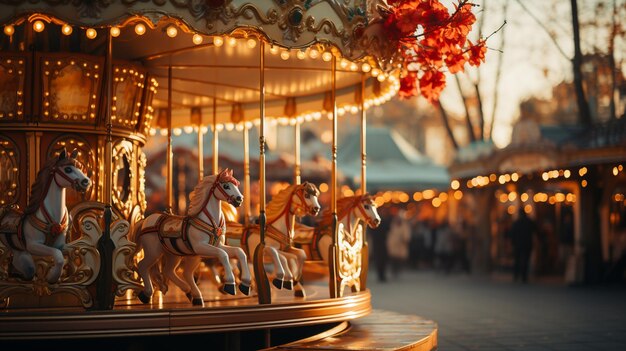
[468, 40, 487, 66]
[419, 69, 446, 102]
[399, 71, 419, 98]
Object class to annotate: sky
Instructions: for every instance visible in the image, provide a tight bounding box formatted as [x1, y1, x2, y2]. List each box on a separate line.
[432, 0, 625, 148]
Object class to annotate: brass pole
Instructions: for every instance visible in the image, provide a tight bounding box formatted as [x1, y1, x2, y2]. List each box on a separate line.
[254, 41, 271, 304]
[329, 56, 339, 298]
[166, 65, 173, 213]
[359, 73, 369, 291]
[243, 124, 251, 225]
[294, 120, 301, 185]
[197, 125, 204, 181]
[212, 97, 218, 175]
[96, 31, 115, 310]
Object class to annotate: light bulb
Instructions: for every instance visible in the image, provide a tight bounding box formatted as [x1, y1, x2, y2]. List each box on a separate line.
[134, 23, 146, 35]
[280, 50, 290, 60]
[166, 26, 178, 38]
[33, 20, 45, 33]
[110, 26, 121, 37]
[269, 45, 279, 55]
[4, 25, 15, 36]
[61, 24, 73, 36]
[227, 37, 237, 47]
[246, 38, 256, 48]
[309, 49, 319, 59]
[192, 34, 203, 45]
[377, 74, 386, 82]
[213, 36, 224, 47]
[371, 68, 380, 77]
[296, 50, 306, 60]
[322, 51, 333, 62]
[361, 63, 371, 72]
[340, 59, 349, 69]
[86, 28, 97, 39]
[350, 62, 358, 71]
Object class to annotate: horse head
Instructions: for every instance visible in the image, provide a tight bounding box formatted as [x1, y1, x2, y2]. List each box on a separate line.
[293, 182, 321, 217]
[52, 149, 92, 193]
[215, 168, 243, 208]
[356, 194, 381, 229]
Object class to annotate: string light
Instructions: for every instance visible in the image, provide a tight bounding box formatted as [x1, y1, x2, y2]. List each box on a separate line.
[361, 63, 371, 72]
[309, 48, 319, 59]
[192, 34, 203, 45]
[134, 23, 146, 35]
[86, 28, 97, 39]
[227, 36, 237, 47]
[166, 25, 178, 38]
[296, 50, 306, 60]
[322, 51, 333, 62]
[3, 25, 14, 36]
[110, 26, 121, 37]
[33, 20, 45, 33]
[61, 24, 73, 36]
[213, 36, 224, 47]
[269, 45, 279, 55]
[246, 38, 256, 48]
[280, 50, 290, 60]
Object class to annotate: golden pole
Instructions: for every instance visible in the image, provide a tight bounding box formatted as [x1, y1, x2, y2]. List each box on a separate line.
[359, 73, 369, 291]
[197, 125, 204, 181]
[166, 65, 173, 213]
[243, 124, 251, 225]
[329, 56, 340, 298]
[254, 41, 271, 304]
[212, 97, 218, 175]
[294, 120, 301, 185]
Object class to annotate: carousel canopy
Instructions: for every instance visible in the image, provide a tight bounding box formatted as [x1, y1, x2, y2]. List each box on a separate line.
[0, 0, 400, 129]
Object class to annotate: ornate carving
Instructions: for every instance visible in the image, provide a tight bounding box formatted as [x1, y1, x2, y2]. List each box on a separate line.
[138, 150, 147, 213]
[0, 136, 19, 206]
[0, 55, 26, 121]
[336, 222, 363, 295]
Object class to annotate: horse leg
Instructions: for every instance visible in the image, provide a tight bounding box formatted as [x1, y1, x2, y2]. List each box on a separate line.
[136, 236, 163, 303]
[181, 256, 203, 306]
[161, 253, 191, 299]
[218, 244, 252, 295]
[11, 250, 35, 281]
[194, 245, 236, 295]
[26, 241, 64, 284]
[264, 246, 286, 289]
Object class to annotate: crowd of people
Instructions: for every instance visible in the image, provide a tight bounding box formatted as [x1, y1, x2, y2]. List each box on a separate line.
[370, 205, 471, 282]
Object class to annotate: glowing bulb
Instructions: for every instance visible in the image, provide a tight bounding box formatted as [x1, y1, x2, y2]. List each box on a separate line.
[361, 63, 371, 72]
[110, 26, 121, 37]
[280, 50, 290, 60]
[309, 48, 319, 59]
[192, 34, 203, 45]
[213, 36, 224, 47]
[246, 38, 256, 48]
[340, 59, 349, 69]
[296, 50, 306, 60]
[371, 68, 380, 77]
[269, 45, 279, 55]
[4, 25, 14, 36]
[227, 37, 237, 47]
[350, 62, 358, 71]
[86, 28, 97, 39]
[377, 74, 386, 82]
[33, 20, 45, 33]
[61, 24, 73, 36]
[322, 51, 333, 62]
[166, 26, 178, 38]
[134, 23, 146, 35]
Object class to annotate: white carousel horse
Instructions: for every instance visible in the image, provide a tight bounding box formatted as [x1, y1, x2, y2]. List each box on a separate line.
[239, 182, 320, 297]
[134, 169, 251, 306]
[307, 194, 381, 263]
[0, 149, 92, 284]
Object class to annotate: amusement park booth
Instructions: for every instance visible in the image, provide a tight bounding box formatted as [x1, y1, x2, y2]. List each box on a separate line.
[0, 0, 447, 350]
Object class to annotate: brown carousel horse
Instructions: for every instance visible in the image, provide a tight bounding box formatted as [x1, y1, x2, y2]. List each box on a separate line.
[134, 169, 250, 306]
[238, 182, 320, 297]
[0, 149, 92, 283]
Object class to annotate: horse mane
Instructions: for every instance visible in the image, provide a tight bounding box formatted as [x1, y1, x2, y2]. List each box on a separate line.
[25, 156, 83, 215]
[266, 184, 298, 224]
[317, 193, 374, 226]
[187, 174, 219, 216]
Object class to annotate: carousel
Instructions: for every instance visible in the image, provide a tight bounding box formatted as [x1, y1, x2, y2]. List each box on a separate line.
[0, 0, 484, 349]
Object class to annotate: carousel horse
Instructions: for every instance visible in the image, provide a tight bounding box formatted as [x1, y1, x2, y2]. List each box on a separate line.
[307, 194, 381, 263]
[134, 169, 251, 306]
[239, 182, 320, 297]
[0, 149, 92, 283]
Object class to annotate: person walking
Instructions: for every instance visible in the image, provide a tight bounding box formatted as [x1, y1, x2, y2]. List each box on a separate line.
[371, 206, 392, 282]
[387, 209, 412, 278]
[510, 208, 538, 283]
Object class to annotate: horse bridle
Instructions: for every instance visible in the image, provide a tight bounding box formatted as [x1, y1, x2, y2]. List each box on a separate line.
[52, 164, 83, 191]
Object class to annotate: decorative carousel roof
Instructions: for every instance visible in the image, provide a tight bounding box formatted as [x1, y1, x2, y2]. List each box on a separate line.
[0, 0, 401, 129]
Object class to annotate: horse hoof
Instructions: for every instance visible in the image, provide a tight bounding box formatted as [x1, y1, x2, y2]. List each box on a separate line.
[238, 283, 251, 296]
[272, 278, 283, 290]
[284, 280, 293, 290]
[192, 298, 204, 306]
[138, 291, 151, 304]
[185, 292, 193, 302]
[223, 283, 236, 295]
[295, 288, 306, 298]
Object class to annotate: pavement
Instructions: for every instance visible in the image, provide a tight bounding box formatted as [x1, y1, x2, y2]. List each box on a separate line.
[368, 269, 626, 351]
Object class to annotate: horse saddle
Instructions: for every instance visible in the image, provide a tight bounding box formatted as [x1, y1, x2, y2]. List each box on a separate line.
[158, 215, 188, 239]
